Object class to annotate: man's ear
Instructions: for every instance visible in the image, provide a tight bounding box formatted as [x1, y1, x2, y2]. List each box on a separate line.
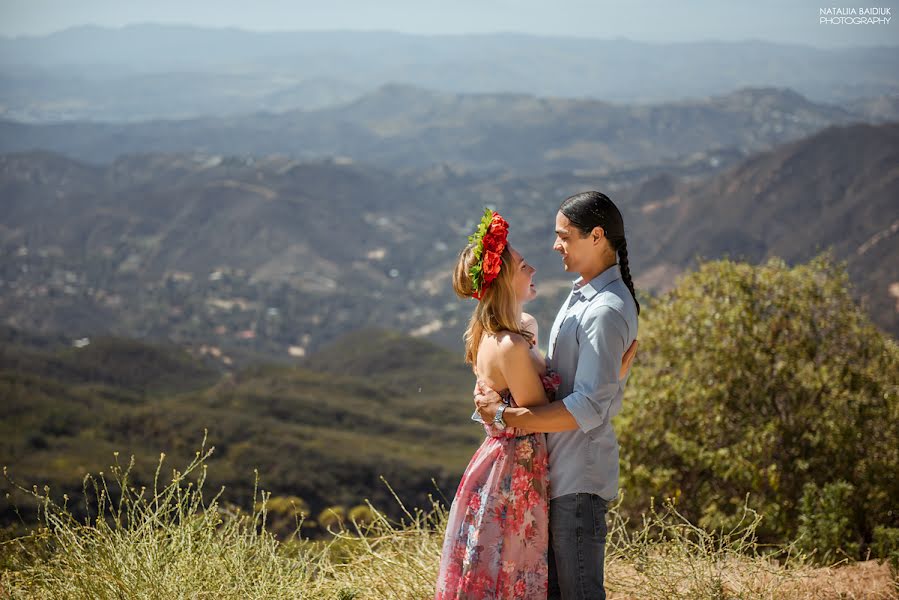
[591, 226, 605, 244]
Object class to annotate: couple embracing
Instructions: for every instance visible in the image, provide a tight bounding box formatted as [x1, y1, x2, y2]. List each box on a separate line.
[435, 191, 640, 600]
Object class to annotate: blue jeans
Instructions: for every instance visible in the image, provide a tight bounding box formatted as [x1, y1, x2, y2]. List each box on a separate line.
[547, 493, 608, 600]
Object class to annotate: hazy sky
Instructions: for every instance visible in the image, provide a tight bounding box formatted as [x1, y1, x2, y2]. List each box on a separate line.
[1, 0, 898, 47]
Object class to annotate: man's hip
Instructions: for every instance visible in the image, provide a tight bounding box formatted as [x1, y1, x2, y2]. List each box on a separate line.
[547, 492, 609, 600]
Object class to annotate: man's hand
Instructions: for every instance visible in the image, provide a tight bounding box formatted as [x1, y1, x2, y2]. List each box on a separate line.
[473, 380, 504, 424]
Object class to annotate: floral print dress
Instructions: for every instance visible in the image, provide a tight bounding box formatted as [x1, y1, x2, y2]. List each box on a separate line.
[435, 371, 561, 600]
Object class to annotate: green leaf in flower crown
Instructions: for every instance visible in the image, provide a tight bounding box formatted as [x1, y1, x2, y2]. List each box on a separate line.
[467, 207, 495, 294]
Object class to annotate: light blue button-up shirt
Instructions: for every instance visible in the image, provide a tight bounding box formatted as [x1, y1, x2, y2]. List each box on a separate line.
[546, 263, 638, 501]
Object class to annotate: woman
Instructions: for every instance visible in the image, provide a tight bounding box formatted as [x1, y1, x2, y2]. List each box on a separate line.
[435, 209, 634, 600]
[434, 208, 554, 599]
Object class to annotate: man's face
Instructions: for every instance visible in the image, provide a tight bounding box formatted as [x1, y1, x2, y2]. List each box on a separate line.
[553, 211, 595, 274]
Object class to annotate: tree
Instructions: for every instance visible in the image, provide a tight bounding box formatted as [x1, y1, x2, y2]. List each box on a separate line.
[618, 255, 898, 559]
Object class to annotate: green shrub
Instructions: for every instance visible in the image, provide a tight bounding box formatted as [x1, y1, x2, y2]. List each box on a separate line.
[872, 526, 899, 571]
[619, 254, 899, 562]
[796, 480, 860, 563]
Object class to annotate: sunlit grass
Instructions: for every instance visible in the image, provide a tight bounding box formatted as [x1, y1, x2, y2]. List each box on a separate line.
[1, 442, 895, 600]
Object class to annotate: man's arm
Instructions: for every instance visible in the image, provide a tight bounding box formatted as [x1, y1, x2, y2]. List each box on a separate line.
[560, 305, 629, 439]
[501, 400, 580, 432]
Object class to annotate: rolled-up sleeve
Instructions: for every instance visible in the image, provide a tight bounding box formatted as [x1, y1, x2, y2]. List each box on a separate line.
[561, 305, 628, 440]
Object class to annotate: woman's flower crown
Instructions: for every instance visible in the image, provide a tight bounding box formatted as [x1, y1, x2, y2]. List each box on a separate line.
[467, 208, 509, 300]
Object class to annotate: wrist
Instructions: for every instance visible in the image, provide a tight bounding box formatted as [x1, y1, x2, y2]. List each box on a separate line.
[492, 403, 508, 429]
[503, 406, 524, 427]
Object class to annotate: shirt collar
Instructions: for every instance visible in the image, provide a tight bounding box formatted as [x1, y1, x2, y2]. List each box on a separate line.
[572, 264, 622, 300]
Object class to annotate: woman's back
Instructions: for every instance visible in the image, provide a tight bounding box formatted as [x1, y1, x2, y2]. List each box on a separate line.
[474, 329, 547, 396]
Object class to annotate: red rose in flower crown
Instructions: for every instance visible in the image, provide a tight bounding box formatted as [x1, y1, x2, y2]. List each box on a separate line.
[467, 208, 509, 300]
[482, 215, 509, 253]
[481, 250, 502, 285]
[482, 233, 504, 254]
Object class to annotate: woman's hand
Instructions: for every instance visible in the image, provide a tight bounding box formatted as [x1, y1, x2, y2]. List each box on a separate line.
[621, 339, 638, 380]
[473, 380, 504, 423]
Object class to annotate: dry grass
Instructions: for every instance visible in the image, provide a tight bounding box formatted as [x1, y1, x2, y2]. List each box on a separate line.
[603, 498, 897, 600]
[606, 560, 896, 600]
[1, 443, 896, 599]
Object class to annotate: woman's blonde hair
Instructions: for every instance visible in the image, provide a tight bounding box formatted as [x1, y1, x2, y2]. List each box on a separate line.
[452, 243, 534, 367]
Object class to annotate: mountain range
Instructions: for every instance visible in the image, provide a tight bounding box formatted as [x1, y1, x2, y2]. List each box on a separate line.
[630, 122, 899, 335]
[2, 26, 898, 122]
[2, 121, 897, 368]
[1, 85, 889, 175]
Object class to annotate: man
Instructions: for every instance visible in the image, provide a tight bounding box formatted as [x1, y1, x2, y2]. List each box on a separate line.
[475, 191, 640, 600]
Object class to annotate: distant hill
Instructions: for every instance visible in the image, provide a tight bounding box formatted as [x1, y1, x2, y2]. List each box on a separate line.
[847, 94, 899, 123]
[1, 25, 897, 122]
[630, 122, 899, 335]
[0, 85, 865, 174]
[0, 66, 369, 123]
[0, 151, 481, 361]
[0, 328, 481, 529]
[0, 329, 219, 395]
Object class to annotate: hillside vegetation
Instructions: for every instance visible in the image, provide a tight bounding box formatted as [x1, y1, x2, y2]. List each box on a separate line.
[1, 328, 481, 535]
